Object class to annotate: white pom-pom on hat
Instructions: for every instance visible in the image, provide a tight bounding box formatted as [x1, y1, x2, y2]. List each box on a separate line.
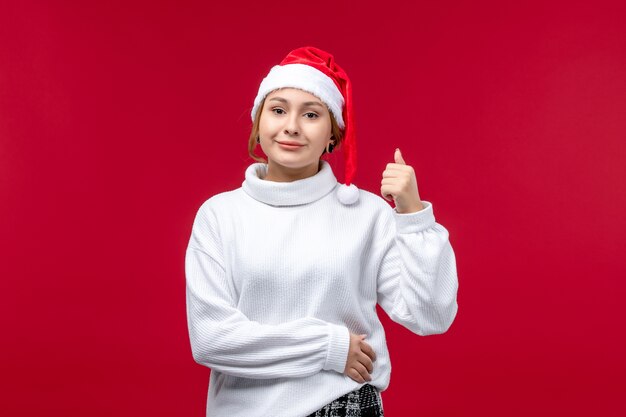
[337, 183, 359, 205]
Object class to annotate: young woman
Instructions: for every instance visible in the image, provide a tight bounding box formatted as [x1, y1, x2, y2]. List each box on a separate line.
[185, 46, 459, 417]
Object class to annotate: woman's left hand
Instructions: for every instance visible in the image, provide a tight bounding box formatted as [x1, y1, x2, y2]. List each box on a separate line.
[381, 148, 425, 214]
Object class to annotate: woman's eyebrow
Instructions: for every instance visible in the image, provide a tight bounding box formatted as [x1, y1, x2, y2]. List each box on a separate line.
[268, 97, 324, 108]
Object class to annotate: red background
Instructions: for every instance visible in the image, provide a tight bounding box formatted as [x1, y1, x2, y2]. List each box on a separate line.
[1, 1, 625, 416]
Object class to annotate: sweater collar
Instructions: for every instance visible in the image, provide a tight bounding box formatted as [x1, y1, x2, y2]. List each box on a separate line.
[242, 160, 338, 206]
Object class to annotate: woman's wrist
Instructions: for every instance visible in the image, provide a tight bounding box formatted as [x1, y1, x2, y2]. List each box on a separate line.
[395, 201, 425, 214]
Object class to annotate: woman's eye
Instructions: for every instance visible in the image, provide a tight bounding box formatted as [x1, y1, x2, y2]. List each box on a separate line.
[304, 112, 318, 119]
[272, 108, 285, 115]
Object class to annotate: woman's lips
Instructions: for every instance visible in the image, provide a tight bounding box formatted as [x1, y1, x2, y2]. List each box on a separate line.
[277, 141, 305, 150]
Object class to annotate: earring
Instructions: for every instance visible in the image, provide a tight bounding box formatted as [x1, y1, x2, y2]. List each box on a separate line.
[326, 141, 335, 154]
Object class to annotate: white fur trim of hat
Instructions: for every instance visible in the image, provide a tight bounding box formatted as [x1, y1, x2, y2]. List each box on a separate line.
[250, 64, 345, 129]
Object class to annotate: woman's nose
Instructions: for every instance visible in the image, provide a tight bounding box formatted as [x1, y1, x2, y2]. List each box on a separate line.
[284, 114, 300, 136]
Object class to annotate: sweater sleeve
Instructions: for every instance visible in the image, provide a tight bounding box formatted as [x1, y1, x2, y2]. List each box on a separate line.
[376, 200, 459, 335]
[185, 203, 350, 379]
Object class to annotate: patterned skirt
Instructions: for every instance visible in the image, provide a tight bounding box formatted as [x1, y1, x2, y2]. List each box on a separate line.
[306, 384, 384, 417]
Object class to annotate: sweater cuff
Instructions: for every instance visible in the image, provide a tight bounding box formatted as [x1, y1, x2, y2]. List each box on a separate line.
[393, 200, 436, 233]
[323, 323, 350, 373]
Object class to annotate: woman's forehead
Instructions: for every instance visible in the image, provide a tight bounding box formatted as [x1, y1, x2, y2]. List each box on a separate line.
[267, 87, 323, 103]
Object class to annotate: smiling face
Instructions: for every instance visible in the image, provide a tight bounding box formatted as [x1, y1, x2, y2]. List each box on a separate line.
[258, 88, 334, 182]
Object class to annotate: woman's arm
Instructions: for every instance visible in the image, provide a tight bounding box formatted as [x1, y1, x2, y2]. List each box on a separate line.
[375, 201, 459, 335]
[376, 149, 458, 334]
[185, 204, 350, 379]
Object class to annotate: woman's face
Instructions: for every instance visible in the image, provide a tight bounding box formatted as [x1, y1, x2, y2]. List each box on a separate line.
[258, 88, 333, 177]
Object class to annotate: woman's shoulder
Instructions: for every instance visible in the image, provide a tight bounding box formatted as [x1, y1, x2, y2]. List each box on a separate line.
[333, 187, 396, 236]
[194, 188, 246, 217]
[353, 187, 392, 210]
[340, 186, 394, 219]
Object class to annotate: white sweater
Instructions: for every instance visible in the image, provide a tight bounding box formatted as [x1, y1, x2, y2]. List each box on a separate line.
[185, 160, 459, 417]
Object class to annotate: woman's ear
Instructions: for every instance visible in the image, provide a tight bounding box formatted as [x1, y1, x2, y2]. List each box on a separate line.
[326, 140, 336, 154]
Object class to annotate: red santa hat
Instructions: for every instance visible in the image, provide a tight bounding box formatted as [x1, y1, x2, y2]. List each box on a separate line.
[251, 46, 359, 205]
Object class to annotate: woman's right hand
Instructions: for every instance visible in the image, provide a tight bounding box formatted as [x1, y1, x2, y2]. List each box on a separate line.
[343, 333, 377, 383]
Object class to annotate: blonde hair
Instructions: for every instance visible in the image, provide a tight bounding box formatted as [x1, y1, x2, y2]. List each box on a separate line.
[248, 96, 344, 163]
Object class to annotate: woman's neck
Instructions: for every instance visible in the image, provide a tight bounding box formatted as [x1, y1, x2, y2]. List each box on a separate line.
[264, 160, 321, 182]
[241, 160, 338, 207]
